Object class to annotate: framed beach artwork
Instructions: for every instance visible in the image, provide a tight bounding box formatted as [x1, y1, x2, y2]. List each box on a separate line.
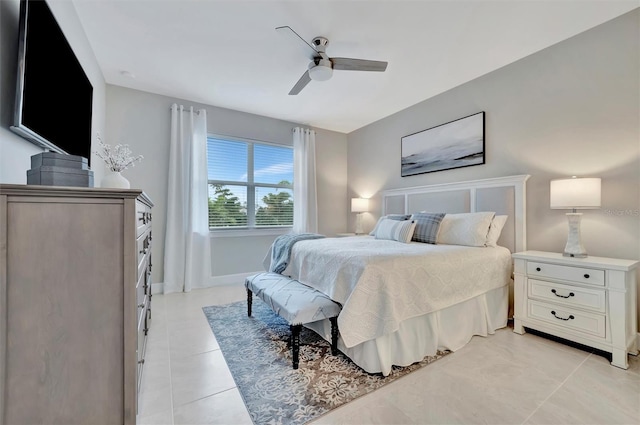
[401, 111, 485, 177]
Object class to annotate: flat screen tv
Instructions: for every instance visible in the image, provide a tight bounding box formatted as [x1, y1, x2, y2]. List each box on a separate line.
[10, 0, 93, 165]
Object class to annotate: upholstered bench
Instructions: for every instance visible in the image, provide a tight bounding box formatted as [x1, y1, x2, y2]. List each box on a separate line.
[244, 272, 342, 369]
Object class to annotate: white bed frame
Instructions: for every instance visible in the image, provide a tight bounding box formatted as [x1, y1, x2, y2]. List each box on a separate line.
[381, 174, 530, 253]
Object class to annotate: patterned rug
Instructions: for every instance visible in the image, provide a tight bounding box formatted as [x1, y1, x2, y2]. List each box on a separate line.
[203, 300, 450, 425]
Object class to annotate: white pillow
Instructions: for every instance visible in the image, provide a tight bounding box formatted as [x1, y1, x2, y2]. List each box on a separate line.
[486, 215, 508, 247]
[436, 212, 495, 247]
[374, 218, 417, 243]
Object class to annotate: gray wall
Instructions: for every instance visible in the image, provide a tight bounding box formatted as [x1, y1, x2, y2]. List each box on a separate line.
[0, 0, 106, 183]
[105, 85, 348, 284]
[347, 10, 640, 327]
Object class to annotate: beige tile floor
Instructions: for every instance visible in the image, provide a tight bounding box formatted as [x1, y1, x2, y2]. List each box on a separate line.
[137, 284, 640, 425]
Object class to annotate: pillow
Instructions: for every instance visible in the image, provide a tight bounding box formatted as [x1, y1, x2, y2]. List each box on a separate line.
[374, 218, 417, 243]
[410, 212, 446, 244]
[436, 211, 496, 247]
[369, 214, 412, 236]
[486, 215, 508, 247]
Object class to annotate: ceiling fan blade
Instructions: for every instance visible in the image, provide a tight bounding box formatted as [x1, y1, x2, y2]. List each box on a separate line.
[331, 58, 388, 72]
[289, 70, 311, 95]
[276, 26, 318, 60]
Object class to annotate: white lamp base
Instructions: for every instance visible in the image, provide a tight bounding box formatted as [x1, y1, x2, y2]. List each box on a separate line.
[563, 213, 588, 258]
[355, 213, 364, 235]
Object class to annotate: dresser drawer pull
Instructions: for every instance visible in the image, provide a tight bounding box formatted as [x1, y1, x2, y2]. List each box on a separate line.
[584, 274, 590, 279]
[550, 310, 574, 321]
[536, 267, 541, 271]
[551, 289, 575, 299]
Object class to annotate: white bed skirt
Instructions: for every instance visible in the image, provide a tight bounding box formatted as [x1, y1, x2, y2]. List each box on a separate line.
[306, 284, 509, 376]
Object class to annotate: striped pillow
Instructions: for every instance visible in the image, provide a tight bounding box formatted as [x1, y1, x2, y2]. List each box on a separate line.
[411, 212, 446, 244]
[369, 214, 412, 236]
[374, 218, 417, 243]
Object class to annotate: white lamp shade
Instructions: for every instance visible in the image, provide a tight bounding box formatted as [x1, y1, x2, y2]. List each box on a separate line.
[351, 198, 369, 213]
[550, 177, 601, 209]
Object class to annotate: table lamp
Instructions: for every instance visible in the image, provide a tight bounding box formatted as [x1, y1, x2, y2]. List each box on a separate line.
[351, 198, 369, 234]
[550, 176, 601, 258]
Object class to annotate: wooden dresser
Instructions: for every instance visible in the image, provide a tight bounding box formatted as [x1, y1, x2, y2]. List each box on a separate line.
[0, 184, 153, 425]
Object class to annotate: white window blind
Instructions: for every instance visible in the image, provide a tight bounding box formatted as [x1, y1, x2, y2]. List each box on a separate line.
[207, 136, 293, 229]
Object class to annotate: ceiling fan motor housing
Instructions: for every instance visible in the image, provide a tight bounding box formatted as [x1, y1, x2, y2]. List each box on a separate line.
[308, 58, 333, 81]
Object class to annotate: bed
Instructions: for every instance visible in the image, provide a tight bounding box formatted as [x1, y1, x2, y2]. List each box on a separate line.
[268, 175, 530, 375]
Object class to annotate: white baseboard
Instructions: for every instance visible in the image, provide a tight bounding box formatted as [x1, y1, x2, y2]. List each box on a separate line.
[206, 271, 262, 287]
[151, 271, 262, 295]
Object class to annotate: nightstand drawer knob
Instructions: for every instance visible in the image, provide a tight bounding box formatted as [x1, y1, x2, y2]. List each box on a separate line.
[584, 274, 590, 279]
[550, 310, 574, 321]
[551, 289, 575, 299]
[536, 267, 541, 272]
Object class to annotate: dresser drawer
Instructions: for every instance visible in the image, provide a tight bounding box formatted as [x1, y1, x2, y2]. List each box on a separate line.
[136, 263, 147, 308]
[528, 279, 606, 313]
[528, 300, 605, 338]
[527, 261, 604, 286]
[137, 231, 151, 270]
[136, 200, 152, 237]
[137, 310, 148, 389]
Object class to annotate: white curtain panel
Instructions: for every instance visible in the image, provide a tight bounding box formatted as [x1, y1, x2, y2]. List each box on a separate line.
[292, 127, 318, 233]
[163, 104, 211, 293]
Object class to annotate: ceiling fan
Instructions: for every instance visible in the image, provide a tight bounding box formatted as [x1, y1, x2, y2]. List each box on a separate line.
[276, 26, 388, 95]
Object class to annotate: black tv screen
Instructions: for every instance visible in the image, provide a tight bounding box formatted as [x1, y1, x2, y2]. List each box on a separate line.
[11, 0, 93, 165]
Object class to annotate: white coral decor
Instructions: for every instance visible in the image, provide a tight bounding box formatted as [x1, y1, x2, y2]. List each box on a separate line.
[94, 133, 143, 172]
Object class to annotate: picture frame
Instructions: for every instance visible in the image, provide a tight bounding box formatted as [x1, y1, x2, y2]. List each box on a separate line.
[401, 111, 485, 177]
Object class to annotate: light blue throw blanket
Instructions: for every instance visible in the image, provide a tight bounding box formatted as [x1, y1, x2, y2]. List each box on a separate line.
[269, 233, 325, 274]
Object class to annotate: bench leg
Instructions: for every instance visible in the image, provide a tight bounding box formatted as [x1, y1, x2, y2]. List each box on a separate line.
[290, 324, 302, 369]
[247, 288, 252, 317]
[330, 317, 338, 356]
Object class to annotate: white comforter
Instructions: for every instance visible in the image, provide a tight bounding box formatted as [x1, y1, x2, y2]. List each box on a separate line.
[279, 236, 512, 348]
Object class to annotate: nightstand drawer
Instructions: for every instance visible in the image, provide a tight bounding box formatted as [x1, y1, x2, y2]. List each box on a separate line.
[528, 300, 605, 338]
[528, 279, 606, 313]
[527, 261, 604, 286]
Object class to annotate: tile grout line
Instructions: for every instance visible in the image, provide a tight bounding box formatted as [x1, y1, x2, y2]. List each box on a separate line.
[520, 352, 592, 425]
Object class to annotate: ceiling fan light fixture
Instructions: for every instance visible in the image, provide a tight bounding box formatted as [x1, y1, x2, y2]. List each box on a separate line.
[308, 62, 333, 81]
[278, 26, 388, 94]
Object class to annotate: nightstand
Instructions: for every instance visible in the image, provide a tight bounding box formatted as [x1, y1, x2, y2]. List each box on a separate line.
[512, 250, 638, 369]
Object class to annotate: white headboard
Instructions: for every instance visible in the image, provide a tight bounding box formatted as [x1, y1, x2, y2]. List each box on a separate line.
[381, 175, 530, 253]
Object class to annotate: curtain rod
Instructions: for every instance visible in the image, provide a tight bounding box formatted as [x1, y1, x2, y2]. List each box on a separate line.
[170, 105, 201, 114]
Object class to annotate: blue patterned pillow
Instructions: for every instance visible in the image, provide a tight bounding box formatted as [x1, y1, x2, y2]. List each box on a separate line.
[411, 212, 446, 244]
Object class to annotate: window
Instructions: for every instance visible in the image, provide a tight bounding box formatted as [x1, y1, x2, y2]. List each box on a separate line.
[207, 136, 293, 230]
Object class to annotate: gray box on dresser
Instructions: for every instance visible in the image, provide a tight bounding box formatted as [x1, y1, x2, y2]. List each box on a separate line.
[0, 184, 153, 425]
[27, 152, 94, 187]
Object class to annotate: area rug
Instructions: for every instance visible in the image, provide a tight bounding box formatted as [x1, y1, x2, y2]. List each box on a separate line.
[203, 300, 450, 425]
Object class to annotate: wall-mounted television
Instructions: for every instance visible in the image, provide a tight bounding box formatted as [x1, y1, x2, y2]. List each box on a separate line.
[10, 0, 94, 165]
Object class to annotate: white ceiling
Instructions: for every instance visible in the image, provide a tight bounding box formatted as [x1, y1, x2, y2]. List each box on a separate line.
[72, 0, 638, 134]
